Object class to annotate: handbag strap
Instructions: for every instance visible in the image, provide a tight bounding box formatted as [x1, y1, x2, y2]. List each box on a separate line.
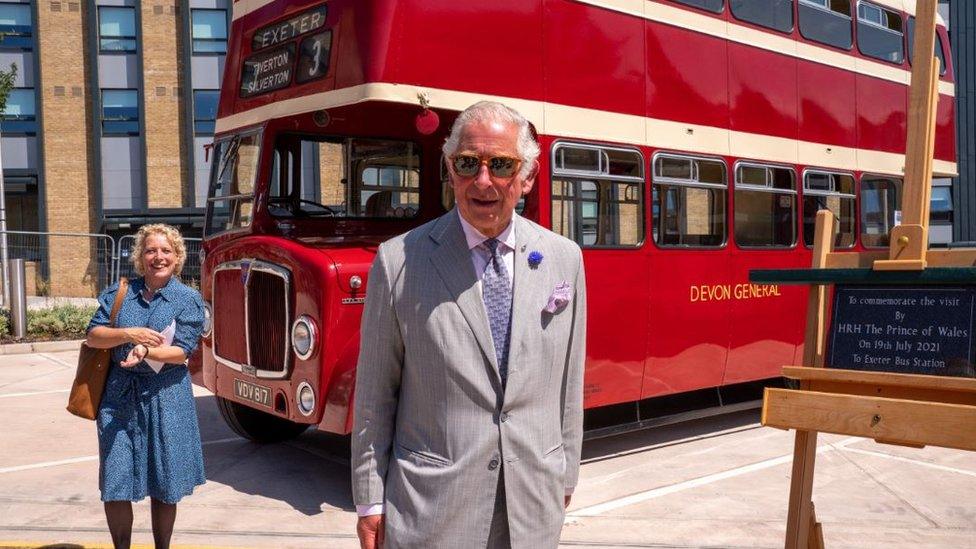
[109, 278, 129, 329]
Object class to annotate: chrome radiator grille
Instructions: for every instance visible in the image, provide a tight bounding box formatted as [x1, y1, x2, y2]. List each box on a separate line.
[247, 270, 288, 372]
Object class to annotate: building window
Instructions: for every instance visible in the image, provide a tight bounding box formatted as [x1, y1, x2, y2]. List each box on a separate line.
[798, 0, 853, 50]
[859, 175, 901, 248]
[730, 0, 793, 33]
[802, 170, 855, 248]
[671, 0, 724, 13]
[551, 143, 644, 248]
[192, 9, 228, 54]
[652, 154, 727, 248]
[857, 2, 904, 64]
[101, 89, 140, 136]
[1, 88, 36, 135]
[0, 2, 31, 49]
[734, 163, 796, 248]
[99, 6, 137, 52]
[193, 90, 219, 135]
[907, 17, 948, 76]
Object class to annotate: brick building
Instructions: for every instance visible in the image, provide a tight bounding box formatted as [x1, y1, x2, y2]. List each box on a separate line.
[0, 0, 228, 294]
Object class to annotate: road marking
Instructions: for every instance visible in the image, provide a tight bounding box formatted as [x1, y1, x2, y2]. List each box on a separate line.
[840, 446, 976, 478]
[0, 437, 243, 475]
[0, 541, 250, 549]
[567, 437, 860, 518]
[38, 353, 77, 369]
[0, 389, 70, 399]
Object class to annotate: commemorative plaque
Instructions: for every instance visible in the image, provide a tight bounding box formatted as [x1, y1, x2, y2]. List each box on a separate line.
[828, 285, 976, 378]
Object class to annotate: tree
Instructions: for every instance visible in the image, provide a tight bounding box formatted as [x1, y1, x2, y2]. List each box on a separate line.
[0, 62, 18, 307]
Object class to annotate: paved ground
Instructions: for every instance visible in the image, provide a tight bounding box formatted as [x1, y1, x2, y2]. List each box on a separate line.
[1, 351, 974, 548]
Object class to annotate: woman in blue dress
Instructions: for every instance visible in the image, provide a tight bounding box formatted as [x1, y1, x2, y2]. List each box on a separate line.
[86, 223, 206, 549]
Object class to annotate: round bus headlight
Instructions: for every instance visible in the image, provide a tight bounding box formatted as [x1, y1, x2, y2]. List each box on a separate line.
[291, 315, 317, 360]
[202, 301, 213, 338]
[297, 381, 315, 416]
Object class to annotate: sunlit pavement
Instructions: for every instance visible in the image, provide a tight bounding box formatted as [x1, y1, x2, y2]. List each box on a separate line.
[1, 351, 974, 548]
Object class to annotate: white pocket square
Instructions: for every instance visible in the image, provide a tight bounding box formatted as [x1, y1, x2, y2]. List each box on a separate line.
[544, 282, 572, 314]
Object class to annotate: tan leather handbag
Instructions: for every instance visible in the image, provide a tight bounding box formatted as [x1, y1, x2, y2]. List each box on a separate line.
[66, 278, 129, 420]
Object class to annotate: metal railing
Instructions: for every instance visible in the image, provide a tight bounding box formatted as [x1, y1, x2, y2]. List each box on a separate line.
[0, 230, 203, 303]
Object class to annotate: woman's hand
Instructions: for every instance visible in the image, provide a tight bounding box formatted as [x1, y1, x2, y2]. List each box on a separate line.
[124, 327, 163, 347]
[120, 344, 148, 368]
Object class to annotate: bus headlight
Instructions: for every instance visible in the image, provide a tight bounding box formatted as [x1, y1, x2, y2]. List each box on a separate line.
[202, 301, 213, 338]
[291, 315, 317, 360]
[297, 381, 315, 416]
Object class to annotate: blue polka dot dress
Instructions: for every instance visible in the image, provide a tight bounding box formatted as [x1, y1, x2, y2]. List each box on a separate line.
[87, 277, 206, 504]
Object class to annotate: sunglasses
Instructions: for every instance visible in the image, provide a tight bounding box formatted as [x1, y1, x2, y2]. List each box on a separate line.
[450, 155, 522, 179]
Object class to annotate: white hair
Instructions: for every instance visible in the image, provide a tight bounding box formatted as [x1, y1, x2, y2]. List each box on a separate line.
[442, 101, 541, 178]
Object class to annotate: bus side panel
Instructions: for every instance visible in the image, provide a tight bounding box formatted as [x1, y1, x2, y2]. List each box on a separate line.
[646, 21, 729, 130]
[542, 0, 645, 118]
[797, 60, 856, 150]
[643, 250, 730, 398]
[728, 42, 797, 141]
[724, 251, 806, 384]
[856, 76, 907, 155]
[935, 93, 956, 167]
[390, 0, 545, 102]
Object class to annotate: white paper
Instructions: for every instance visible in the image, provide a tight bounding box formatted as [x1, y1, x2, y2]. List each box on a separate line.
[146, 321, 177, 373]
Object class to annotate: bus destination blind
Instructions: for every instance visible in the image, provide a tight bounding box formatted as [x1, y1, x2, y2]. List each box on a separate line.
[240, 44, 295, 98]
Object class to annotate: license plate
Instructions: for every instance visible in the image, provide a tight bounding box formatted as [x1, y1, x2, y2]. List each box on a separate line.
[234, 378, 272, 408]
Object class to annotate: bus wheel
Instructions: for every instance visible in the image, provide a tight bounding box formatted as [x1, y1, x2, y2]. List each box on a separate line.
[216, 396, 309, 443]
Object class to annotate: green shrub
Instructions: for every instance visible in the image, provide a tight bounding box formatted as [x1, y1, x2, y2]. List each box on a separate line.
[0, 308, 8, 338]
[26, 304, 98, 338]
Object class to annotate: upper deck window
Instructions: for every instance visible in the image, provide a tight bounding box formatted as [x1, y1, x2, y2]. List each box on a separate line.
[99, 7, 137, 53]
[671, 0, 724, 13]
[730, 0, 793, 34]
[192, 9, 228, 54]
[205, 132, 262, 238]
[653, 154, 727, 248]
[860, 175, 901, 248]
[734, 163, 796, 248]
[551, 143, 644, 248]
[799, 0, 853, 50]
[0, 2, 32, 50]
[907, 17, 948, 76]
[857, 2, 904, 64]
[802, 170, 855, 248]
[269, 135, 420, 220]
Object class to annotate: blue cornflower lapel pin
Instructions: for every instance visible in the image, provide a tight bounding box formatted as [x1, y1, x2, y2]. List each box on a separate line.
[527, 251, 544, 269]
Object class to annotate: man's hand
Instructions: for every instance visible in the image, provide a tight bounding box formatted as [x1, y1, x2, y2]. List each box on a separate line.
[357, 514, 385, 549]
[124, 327, 163, 347]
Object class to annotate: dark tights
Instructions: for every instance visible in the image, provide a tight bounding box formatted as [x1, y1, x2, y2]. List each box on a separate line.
[104, 499, 177, 549]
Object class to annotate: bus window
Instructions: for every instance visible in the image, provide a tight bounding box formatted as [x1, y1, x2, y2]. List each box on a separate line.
[930, 185, 953, 223]
[907, 17, 948, 76]
[205, 131, 261, 238]
[733, 163, 796, 248]
[652, 153, 727, 248]
[857, 1, 904, 64]
[802, 170, 855, 248]
[859, 175, 902, 248]
[730, 0, 793, 34]
[671, 0, 724, 14]
[551, 143, 644, 247]
[798, 0, 853, 50]
[268, 136, 421, 219]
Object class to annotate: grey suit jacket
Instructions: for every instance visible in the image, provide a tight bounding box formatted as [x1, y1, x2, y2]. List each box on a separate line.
[352, 210, 587, 549]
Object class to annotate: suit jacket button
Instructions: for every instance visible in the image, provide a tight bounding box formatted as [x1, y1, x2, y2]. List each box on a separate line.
[500, 412, 509, 423]
[488, 458, 499, 470]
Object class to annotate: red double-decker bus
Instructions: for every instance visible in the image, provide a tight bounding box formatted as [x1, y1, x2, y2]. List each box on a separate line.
[193, 0, 957, 441]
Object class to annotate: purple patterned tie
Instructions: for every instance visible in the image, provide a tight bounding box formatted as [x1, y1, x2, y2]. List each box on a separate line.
[482, 238, 512, 386]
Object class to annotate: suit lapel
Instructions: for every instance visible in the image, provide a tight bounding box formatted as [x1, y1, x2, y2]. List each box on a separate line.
[428, 211, 499, 377]
[506, 216, 545, 389]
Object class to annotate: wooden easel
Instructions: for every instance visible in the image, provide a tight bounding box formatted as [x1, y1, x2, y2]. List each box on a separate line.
[751, 2, 976, 547]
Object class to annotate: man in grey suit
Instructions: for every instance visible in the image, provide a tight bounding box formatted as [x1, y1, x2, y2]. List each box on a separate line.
[352, 101, 587, 549]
